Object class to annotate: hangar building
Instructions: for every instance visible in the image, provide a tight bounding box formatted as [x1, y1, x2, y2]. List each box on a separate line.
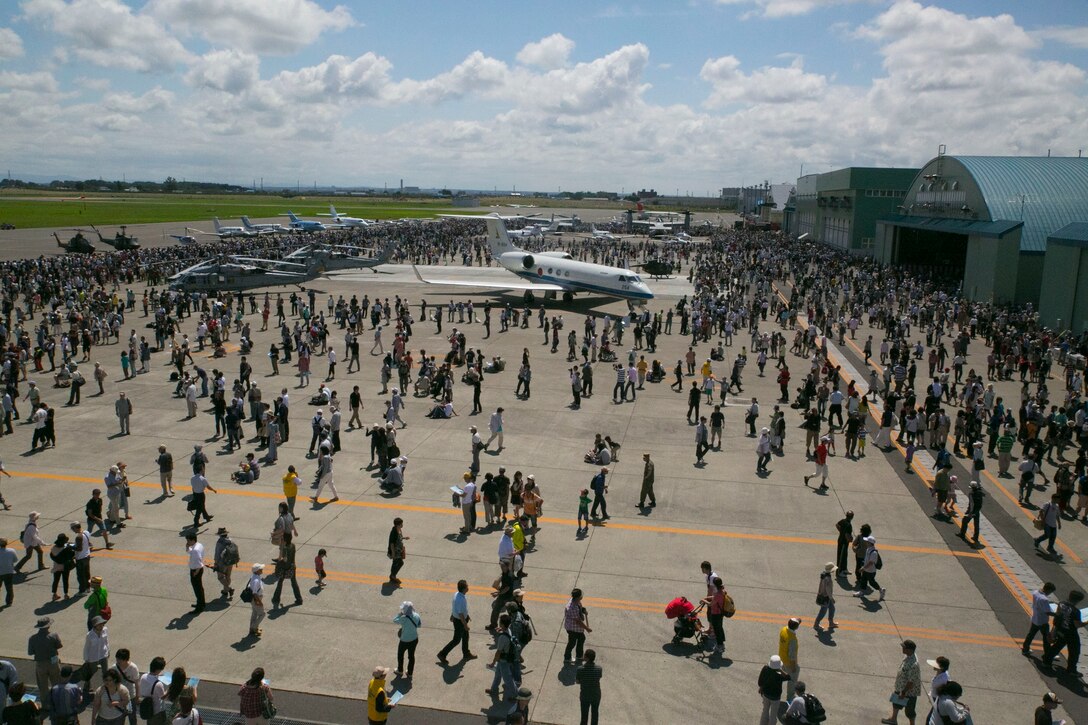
[1039, 223, 1088, 333]
[873, 153, 1088, 305]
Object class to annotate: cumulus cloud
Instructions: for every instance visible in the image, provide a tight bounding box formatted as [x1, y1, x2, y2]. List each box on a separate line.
[185, 49, 260, 93]
[1032, 26, 1088, 49]
[267, 52, 394, 103]
[0, 28, 25, 59]
[101, 86, 173, 113]
[22, 0, 194, 72]
[147, 0, 354, 55]
[0, 70, 59, 92]
[516, 34, 575, 70]
[701, 55, 828, 105]
[716, 0, 871, 18]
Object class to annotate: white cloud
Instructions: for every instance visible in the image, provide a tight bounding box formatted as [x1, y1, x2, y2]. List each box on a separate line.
[0, 28, 25, 59]
[394, 51, 509, 104]
[101, 86, 173, 113]
[147, 0, 354, 55]
[701, 55, 828, 105]
[516, 34, 575, 70]
[1031, 26, 1088, 50]
[716, 0, 871, 18]
[22, 0, 194, 72]
[268, 52, 394, 103]
[185, 49, 260, 93]
[0, 70, 58, 92]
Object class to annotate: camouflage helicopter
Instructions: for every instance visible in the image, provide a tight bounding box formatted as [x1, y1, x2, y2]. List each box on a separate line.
[632, 258, 676, 279]
[90, 224, 141, 250]
[282, 239, 397, 272]
[53, 230, 97, 254]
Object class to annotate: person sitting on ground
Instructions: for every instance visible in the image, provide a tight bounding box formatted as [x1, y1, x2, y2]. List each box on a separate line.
[54, 366, 72, 388]
[711, 342, 725, 361]
[427, 401, 458, 419]
[310, 384, 331, 405]
[212, 342, 227, 358]
[649, 360, 665, 383]
[484, 356, 505, 373]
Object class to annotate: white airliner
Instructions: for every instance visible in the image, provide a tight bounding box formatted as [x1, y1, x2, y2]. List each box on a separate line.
[318, 205, 374, 227]
[413, 217, 653, 303]
[212, 217, 256, 238]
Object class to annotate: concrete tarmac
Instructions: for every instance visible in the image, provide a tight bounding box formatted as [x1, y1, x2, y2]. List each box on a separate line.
[0, 263, 1079, 723]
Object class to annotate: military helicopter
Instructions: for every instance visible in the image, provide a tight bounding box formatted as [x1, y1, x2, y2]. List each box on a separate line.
[632, 258, 676, 279]
[282, 239, 397, 272]
[90, 225, 140, 250]
[167, 255, 326, 294]
[53, 231, 97, 254]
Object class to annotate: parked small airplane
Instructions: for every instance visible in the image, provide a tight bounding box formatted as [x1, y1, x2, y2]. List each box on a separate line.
[53, 231, 96, 254]
[213, 218, 257, 238]
[413, 217, 652, 304]
[284, 212, 329, 232]
[317, 205, 375, 227]
[241, 216, 291, 235]
[167, 231, 198, 245]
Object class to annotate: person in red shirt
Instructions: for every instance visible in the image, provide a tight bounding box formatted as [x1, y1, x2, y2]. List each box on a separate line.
[805, 437, 830, 491]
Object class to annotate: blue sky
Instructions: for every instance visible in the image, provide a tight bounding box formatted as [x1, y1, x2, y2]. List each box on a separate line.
[2, 0, 1086, 192]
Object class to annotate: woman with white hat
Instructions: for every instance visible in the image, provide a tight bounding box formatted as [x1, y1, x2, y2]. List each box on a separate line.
[757, 655, 791, 725]
[15, 511, 44, 572]
[392, 601, 422, 679]
[813, 562, 837, 630]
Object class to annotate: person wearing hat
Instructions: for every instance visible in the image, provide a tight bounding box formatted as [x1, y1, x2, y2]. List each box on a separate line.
[778, 617, 801, 701]
[882, 639, 921, 724]
[756, 427, 772, 472]
[813, 563, 837, 630]
[70, 521, 94, 593]
[366, 666, 396, 724]
[857, 535, 886, 601]
[312, 442, 339, 505]
[929, 681, 969, 724]
[247, 564, 266, 638]
[81, 616, 110, 692]
[212, 527, 237, 599]
[1035, 692, 1064, 725]
[14, 511, 45, 573]
[957, 479, 985, 544]
[757, 655, 791, 725]
[28, 616, 63, 706]
[927, 656, 950, 702]
[508, 685, 532, 723]
[804, 435, 830, 491]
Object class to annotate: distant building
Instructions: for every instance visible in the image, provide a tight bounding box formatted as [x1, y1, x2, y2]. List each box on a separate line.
[790, 167, 917, 254]
[874, 153, 1088, 304]
[451, 197, 481, 207]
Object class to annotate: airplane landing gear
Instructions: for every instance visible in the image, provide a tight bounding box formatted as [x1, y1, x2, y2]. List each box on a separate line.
[524, 290, 536, 304]
[562, 292, 574, 302]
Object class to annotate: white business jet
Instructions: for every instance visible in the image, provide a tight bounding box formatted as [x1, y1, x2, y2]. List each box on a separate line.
[413, 216, 653, 304]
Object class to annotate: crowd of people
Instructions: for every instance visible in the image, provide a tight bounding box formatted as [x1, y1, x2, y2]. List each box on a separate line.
[0, 215, 1085, 724]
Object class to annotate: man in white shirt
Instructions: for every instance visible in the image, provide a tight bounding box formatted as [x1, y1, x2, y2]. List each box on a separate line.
[81, 618, 110, 691]
[486, 408, 504, 451]
[185, 533, 206, 614]
[460, 473, 478, 535]
[139, 656, 168, 725]
[188, 474, 216, 530]
[783, 680, 810, 723]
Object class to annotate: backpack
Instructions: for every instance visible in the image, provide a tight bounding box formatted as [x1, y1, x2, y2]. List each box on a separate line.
[239, 585, 254, 603]
[138, 691, 155, 720]
[722, 592, 736, 618]
[221, 539, 240, 567]
[514, 614, 533, 645]
[875, 551, 883, 570]
[803, 692, 827, 723]
[503, 631, 521, 663]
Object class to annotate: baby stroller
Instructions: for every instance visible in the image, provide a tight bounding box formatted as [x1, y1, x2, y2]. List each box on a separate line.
[666, 596, 706, 646]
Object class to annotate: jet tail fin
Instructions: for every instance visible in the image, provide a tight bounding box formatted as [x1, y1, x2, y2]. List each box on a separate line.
[484, 217, 520, 257]
[241, 216, 255, 230]
[376, 239, 396, 264]
[329, 205, 338, 218]
[213, 217, 222, 232]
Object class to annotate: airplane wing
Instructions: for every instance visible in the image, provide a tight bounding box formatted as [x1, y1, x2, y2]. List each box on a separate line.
[411, 265, 564, 292]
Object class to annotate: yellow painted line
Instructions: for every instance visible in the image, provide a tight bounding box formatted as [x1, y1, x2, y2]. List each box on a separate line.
[8, 470, 981, 560]
[85, 546, 1022, 651]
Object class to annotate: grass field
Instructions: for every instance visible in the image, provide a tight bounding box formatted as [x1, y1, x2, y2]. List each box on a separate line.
[0, 191, 632, 229]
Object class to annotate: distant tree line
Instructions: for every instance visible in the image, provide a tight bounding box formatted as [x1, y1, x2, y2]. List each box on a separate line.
[0, 176, 248, 193]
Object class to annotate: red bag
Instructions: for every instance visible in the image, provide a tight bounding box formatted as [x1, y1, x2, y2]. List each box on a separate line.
[100, 604, 112, 621]
[665, 597, 694, 619]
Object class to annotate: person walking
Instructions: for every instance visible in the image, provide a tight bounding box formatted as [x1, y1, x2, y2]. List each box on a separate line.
[393, 601, 421, 679]
[311, 444, 339, 505]
[701, 577, 727, 656]
[882, 639, 921, 725]
[835, 511, 854, 576]
[576, 649, 602, 725]
[156, 445, 175, 497]
[957, 481, 984, 544]
[281, 465, 300, 519]
[436, 579, 476, 664]
[271, 532, 302, 607]
[589, 468, 609, 521]
[15, 511, 45, 573]
[387, 518, 407, 584]
[1044, 589, 1085, 674]
[1033, 493, 1062, 556]
[28, 616, 63, 704]
[804, 435, 830, 490]
[1022, 582, 1056, 655]
[563, 588, 592, 665]
[188, 472, 217, 530]
[638, 453, 656, 508]
[246, 563, 266, 638]
[695, 416, 710, 464]
[757, 655, 791, 725]
[486, 407, 504, 451]
[779, 617, 801, 701]
[185, 532, 206, 614]
[756, 427, 772, 473]
[114, 392, 132, 435]
[813, 563, 837, 630]
[367, 666, 397, 724]
[856, 535, 886, 601]
[213, 527, 238, 600]
[81, 616, 110, 691]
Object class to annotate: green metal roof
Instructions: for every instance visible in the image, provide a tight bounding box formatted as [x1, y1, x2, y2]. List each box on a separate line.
[881, 214, 1023, 238]
[954, 156, 1088, 253]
